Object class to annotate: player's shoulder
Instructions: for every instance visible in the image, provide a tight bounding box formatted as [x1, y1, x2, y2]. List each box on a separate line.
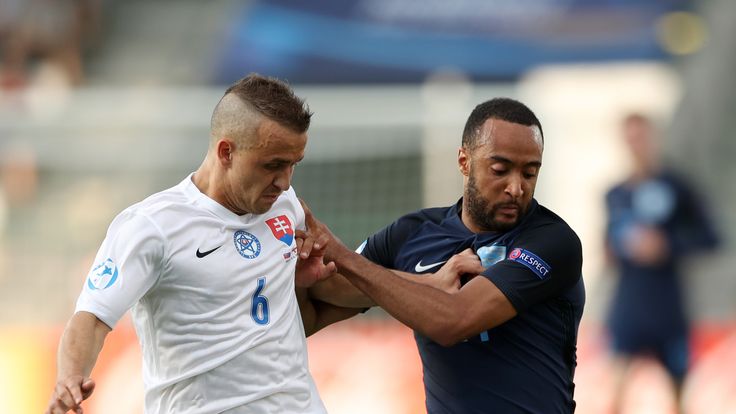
[108, 179, 191, 233]
[127, 180, 190, 218]
[526, 204, 581, 247]
[391, 204, 454, 232]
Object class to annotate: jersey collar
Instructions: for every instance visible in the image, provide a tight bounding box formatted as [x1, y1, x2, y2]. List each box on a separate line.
[180, 173, 254, 224]
[445, 197, 539, 244]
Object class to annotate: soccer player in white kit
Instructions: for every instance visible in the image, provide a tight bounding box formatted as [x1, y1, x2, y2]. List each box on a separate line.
[45, 74, 350, 414]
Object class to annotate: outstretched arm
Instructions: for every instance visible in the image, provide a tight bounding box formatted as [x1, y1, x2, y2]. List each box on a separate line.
[329, 243, 516, 346]
[46, 311, 111, 414]
[300, 206, 516, 346]
[309, 248, 479, 307]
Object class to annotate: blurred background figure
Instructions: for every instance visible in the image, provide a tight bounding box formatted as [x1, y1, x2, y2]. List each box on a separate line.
[604, 113, 720, 414]
[0, 0, 100, 89]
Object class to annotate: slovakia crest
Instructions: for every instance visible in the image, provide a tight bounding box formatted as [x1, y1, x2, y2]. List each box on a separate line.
[266, 215, 294, 246]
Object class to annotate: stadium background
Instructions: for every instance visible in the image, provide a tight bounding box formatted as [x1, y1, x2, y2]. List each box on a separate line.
[1, 0, 735, 412]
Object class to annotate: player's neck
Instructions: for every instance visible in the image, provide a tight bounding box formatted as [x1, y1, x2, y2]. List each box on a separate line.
[459, 205, 485, 234]
[193, 161, 225, 206]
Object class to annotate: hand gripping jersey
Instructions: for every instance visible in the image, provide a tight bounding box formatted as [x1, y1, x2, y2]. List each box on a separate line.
[76, 175, 326, 414]
[360, 199, 585, 414]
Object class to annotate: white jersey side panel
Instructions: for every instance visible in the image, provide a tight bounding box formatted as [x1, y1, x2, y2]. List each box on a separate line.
[75, 175, 325, 414]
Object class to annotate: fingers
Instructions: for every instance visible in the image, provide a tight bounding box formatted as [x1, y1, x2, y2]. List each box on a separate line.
[457, 258, 484, 275]
[448, 249, 484, 274]
[47, 377, 94, 414]
[298, 198, 317, 228]
[58, 383, 79, 410]
[81, 378, 96, 399]
[323, 261, 337, 278]
[297, 231, 331, 260]
[48, 387, 77, 414]
[295, 230, 305, 255]
[300, 235, 315, 259]
[298, 197, 311, 215]
[295, 229, 317, 259]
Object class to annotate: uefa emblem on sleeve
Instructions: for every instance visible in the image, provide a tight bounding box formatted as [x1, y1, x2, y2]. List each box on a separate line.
[234, 230, 261, 259]
[87, 258, 119, 290]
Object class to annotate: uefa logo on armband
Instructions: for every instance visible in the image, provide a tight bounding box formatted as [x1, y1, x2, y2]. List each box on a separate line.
[234, 230, 261, 259]
[87, 258, 119, 290]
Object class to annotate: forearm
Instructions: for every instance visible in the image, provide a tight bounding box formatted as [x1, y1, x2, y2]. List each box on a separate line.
[297, 287, 363, 336]
[395, 270, 434, 285]
[308, 273, 375, 308]
[57, 311, 110, 380]
[331, 245, 464, 345]
[309, 270, 430, 307]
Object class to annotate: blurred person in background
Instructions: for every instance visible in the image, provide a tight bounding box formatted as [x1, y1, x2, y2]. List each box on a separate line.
[45, 74, 351, 414]
[604, 113, 720, 414]
[306, 98, 585, 414]
[0, 0, 100, 89]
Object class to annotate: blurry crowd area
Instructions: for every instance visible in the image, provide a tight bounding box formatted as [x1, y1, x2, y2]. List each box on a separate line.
[1, 1, 736, 413]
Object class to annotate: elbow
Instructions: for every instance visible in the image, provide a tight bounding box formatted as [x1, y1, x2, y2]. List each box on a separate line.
[432, 333, 463, 348]
[423, 314, 469, 347]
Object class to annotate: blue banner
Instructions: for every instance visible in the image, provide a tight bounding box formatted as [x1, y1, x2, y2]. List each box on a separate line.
[212, 0, 693, 84]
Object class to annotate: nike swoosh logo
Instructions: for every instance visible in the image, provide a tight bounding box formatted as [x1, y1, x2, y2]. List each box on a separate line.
[196, 245, 222, 258]
[414, 260, 447, 273]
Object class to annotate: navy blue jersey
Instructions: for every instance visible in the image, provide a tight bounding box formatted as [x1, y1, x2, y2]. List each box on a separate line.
[361, 199, 585, 414]
[605, 171, 719, 343]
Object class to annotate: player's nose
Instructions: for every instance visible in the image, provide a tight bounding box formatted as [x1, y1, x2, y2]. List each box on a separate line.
[273, 169, 291, 191]
[504, 174, 524, 198]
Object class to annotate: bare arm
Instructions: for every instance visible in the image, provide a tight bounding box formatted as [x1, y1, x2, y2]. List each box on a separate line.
[308, 273, 374, 308]
[297, 288, 364, 336]
[308, 248, 481, 307]
[46, 311, 111, 414]
[330, 244, 516, 346]
[294, 226, 364, 336]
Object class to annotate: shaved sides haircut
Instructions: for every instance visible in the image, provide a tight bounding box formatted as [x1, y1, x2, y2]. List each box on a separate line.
[210, 73, 312, 148]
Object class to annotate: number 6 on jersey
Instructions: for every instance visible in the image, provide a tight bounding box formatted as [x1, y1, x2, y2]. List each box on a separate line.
[251, 277, 270, 325]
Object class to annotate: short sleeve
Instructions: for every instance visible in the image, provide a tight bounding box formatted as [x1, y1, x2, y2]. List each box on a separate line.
[75, 211, 166, 328]
[360, 213, 424, 268]
[482, 223, 583, 312]
[360, 224, 396, 268]
[287, 187, 307, 232]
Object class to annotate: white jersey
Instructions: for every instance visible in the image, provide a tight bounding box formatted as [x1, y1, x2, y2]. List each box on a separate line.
[76, 174, 327, 414]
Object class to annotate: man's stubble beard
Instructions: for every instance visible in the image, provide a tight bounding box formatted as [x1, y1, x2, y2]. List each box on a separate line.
[465, 173, 523, 233]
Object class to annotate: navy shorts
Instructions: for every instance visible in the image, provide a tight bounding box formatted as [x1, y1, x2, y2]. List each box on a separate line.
[611, 329, 689, 382]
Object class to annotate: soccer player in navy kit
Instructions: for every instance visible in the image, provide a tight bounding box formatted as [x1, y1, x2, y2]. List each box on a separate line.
[307, 98, 585, 413]
[605, 114, 719, 413]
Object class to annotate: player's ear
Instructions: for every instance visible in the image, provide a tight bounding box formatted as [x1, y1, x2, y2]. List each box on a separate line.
[216, 139, 235, 166]
[458, 146, 470, 177]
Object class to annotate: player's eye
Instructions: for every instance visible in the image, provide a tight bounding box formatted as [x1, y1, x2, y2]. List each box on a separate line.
[264, 163, 283, 170]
